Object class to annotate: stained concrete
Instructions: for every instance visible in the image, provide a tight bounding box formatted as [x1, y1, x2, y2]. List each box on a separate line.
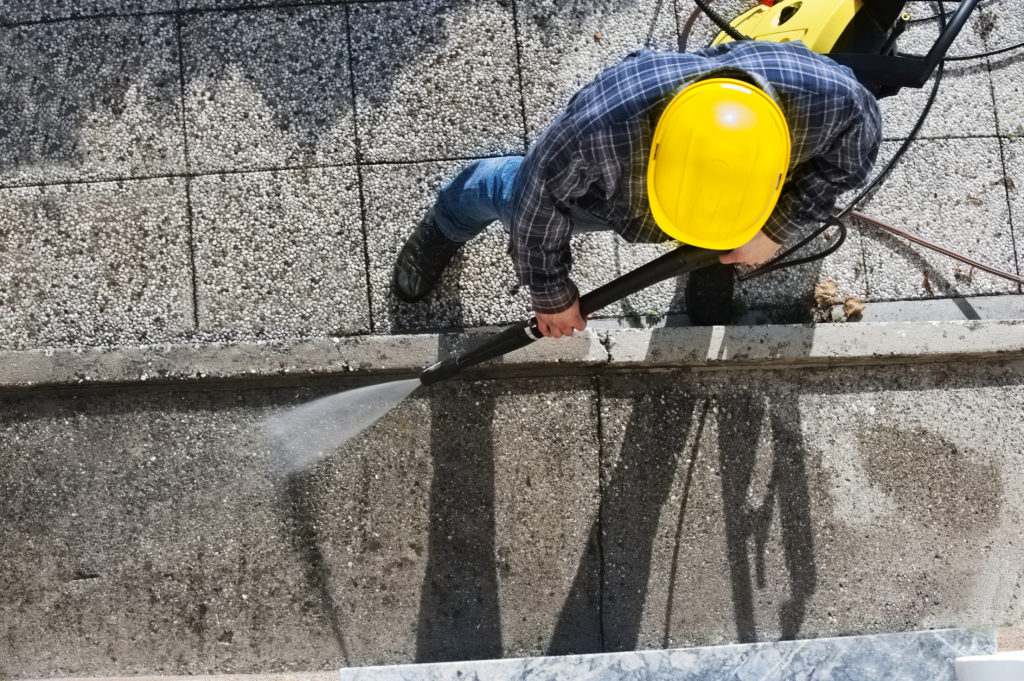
[1, 361, 1023, 677]
[0, 376, 600, 676]
[0, 14, 184, 185]
[348, 0, 524, 162]
[189, 167, 369, 341]
[598, 364, 1024, 649]
[0, 178, 193, 350]
[180, 6, 356, 174]
[0, 387, 346, 677]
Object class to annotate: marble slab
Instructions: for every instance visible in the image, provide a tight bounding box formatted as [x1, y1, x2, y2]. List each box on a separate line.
[337, 628, 995, 681]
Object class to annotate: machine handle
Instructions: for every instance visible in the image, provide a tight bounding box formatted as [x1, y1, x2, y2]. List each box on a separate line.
[419, 245, 724, 385]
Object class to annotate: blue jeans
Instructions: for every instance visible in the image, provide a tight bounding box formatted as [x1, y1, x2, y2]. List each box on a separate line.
[433, 155, 608, 243]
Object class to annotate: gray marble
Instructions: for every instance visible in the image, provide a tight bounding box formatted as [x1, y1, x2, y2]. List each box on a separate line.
[338, 628, 995, 680]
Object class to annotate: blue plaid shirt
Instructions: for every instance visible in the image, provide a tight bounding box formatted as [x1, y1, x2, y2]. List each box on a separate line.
[510, 40, 882, 314]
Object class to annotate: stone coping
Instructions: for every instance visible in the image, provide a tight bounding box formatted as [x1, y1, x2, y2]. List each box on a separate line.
[2, 319, 1023, 391]
[334, 628, 995, 681]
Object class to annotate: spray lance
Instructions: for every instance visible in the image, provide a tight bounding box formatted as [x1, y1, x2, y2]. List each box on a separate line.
[264, 245, 724, 475]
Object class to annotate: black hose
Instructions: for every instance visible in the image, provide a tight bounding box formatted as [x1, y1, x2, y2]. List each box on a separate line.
[945, 41, 1024, 60]
[419, 246, 725, 385]
[692, 0, 750, 42]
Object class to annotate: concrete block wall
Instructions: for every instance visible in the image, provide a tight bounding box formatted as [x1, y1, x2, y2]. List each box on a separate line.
[2, 0, 1022, 352]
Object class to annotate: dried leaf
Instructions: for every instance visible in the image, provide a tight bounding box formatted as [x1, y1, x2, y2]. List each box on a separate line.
[593, 32, 603, 41]
[843, 296, 866, 319]
[814, 280, 838, 307]
[994, 175, 1016, 190]
[923, 270, 933, 294]
[954, 266, 976, 282]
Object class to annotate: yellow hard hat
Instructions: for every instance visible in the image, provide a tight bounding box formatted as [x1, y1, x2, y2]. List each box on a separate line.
[647, 77, 791, 250]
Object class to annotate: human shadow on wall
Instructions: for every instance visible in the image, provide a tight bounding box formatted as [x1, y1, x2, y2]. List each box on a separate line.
[275, 469, 351, 664]
[414, 382, 502, 662]
[549, 382, 701, 654]
[548, 372, 818, 653]
[716, 389, 817, 642]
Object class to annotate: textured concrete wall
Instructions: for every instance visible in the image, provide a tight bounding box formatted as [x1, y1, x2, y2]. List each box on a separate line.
[2, 360, 1022, 677]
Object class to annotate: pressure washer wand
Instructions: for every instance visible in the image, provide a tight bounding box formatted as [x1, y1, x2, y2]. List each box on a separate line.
[419, 245, 725, 385]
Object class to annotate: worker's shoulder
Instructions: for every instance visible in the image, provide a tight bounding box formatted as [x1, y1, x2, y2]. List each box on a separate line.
[559, 49, 701, 120]
[721, 40, 861, 87]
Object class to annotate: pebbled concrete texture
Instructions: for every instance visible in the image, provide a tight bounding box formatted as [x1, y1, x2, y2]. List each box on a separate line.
[986, 4, 1024, 138]
[516, 0, 679, 142]
[0, 0, 173, 25]
[181, 6, 356, 174]
[349, 0, 524, 163]
[180, 0, 362, 8]
[878, 7, 996, 140]
[1006, 138, 1024, 274]
[857, 138, 1017, 300]
[190, 167, 370, 341]
[0, 14, 184, 186]
[1, 0, 1021, 353]
[1, 361, 1022, 676]
[0, 178, 194, 350]
[733, 228, 868, 320]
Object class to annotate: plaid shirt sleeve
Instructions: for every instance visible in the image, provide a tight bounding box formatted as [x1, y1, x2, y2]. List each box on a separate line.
[508, 123, 598, 315]
[762, 85, 882, 245]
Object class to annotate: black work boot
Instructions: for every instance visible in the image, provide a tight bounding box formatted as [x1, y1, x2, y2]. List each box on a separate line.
[393, 209, 464, 303]
[685, 263, 736, 326]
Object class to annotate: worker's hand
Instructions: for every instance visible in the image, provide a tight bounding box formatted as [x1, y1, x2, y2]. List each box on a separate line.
[535, 299, 586, 339]
[719, 230, 781, 266]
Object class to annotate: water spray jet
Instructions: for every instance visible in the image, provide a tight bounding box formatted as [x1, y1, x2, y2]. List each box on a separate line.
[263, 245, 724, 474]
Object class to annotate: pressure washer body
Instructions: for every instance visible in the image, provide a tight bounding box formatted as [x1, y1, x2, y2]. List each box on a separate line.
[711, 0, 980, 98]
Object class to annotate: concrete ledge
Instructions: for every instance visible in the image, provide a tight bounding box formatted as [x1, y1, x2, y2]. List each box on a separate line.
[2, 319, 1023, 390]
[606, 319, 1024, 367]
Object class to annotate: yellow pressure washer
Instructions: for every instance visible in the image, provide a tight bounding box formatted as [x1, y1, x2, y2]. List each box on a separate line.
[706, 0, 981, 98]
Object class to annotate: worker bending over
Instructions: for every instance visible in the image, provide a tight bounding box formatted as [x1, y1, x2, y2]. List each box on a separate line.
[393, 39, 882, 336]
